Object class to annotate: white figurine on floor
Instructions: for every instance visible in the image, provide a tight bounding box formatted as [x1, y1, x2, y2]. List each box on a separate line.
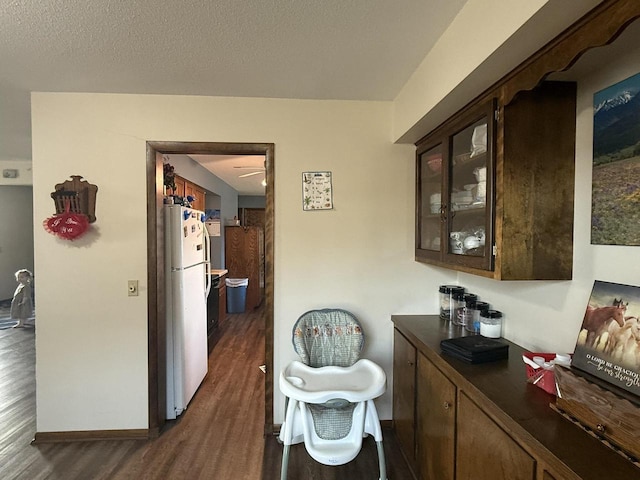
[11, 269, 33, 328]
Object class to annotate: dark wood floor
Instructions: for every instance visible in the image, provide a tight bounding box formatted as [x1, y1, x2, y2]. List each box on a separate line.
[0, 306, 412, 479]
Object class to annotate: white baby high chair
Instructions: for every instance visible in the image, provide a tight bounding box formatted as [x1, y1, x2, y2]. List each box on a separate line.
[278, 308, 387, 480]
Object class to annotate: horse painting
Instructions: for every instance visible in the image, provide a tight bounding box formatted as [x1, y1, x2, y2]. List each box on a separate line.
[581, 303, 627, 348]
[613, 298, 628, 308]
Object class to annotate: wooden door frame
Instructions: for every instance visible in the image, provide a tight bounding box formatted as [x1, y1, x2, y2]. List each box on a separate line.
[146, 141, 275, 436]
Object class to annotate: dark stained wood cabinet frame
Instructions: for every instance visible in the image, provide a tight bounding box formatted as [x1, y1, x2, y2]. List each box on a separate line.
[392, 330, 417, 473]
[416, 99, 496, 273]
[416, 83, 575, 280]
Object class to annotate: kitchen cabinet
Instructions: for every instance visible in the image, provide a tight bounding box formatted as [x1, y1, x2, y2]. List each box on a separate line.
[207, 270, 227, 351]
[169, 175, 185, 197]
[391, 315, 640, 480]
[225, 226, 263, 311]
[416, 100, 495, 272]
[416, 353, 455, 480]
[456, 392, 535, 480]
[412, 0, 640, 280]
[185, 181, 206, 212]
[416, 82, 576, 280]
[218, 273, 226, 324]
[413, 0, 640, 280]
[392, 330, 417, 473]
[167, 175, 206, 212]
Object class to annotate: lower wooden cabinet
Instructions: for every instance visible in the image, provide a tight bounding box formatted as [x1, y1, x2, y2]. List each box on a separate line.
[394, 326, 538, 480]
[218, 273, 226, 325]
[391, 316, 639, 480]
[416, 353, 456, 480]
[456, 392, 534, 480]
[392, 330, 417, 470]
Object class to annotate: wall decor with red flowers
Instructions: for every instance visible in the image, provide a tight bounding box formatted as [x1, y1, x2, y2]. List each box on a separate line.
[43, 175, 98, 240]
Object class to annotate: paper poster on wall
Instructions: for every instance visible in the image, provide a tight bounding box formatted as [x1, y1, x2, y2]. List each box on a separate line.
[302, 171, 333, 211]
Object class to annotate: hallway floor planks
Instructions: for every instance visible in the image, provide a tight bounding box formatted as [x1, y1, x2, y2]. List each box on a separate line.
[0, 306, 412, 479]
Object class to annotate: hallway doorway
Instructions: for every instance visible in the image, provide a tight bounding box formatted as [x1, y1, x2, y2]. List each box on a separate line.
[145, 141, 275, 436]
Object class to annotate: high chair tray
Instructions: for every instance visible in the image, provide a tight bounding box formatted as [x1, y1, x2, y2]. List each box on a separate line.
[280, 359, 386, 403]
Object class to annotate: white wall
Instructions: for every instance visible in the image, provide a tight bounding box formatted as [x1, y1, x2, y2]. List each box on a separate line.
[239, 196, 265, 209]
[392, 0, 601, 143]
[32, 93, 444, 431]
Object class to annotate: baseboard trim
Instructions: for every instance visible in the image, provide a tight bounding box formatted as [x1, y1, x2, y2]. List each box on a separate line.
[32, 429, 150, 444]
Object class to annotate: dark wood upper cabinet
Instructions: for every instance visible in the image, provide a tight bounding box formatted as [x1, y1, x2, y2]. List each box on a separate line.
[500, 82, 577, 280]
[414, 0, 640, 280]
[416, 100, 496, 273]
[416, 82, 576, 280]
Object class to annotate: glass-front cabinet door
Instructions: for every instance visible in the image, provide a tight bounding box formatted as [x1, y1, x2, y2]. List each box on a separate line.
[417, 142, 444, 260]
[416, 99, 495, 272]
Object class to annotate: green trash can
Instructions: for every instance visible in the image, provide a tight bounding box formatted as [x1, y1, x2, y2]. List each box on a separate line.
[226, 278, 248, 313]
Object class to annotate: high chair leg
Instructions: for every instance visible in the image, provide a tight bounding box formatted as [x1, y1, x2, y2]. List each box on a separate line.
[376, 440, 387, 480]
[280, 444, 290, 480]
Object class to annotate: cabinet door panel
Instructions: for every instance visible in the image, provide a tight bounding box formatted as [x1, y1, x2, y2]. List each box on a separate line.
[417, 353, 456, 480]
[457, 392, 535, 480]
[224, 226, 262, 310]
[218, 280, 226, 324]
[393, 330, 416, 466]
[417, 142, 445, 258]
[415, 99, 495, 272]
[169, 175, 186, 196]
[443, 101, 495, 271]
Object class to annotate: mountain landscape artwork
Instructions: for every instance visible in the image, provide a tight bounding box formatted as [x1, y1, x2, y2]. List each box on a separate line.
[591, 71, 640, 245]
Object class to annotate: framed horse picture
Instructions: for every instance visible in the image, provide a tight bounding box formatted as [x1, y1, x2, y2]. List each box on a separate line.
[572, 280, 640, 398]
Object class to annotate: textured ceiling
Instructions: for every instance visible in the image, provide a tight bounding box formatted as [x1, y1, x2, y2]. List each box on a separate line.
[0, 0, 468, 162]
[187, 154, 266, 196]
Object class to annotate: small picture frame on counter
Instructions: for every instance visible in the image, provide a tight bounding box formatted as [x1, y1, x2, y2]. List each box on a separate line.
[571, 280, 640, 399]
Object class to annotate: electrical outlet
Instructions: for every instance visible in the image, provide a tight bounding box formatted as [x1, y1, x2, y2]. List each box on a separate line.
[128, 280, 139, 296]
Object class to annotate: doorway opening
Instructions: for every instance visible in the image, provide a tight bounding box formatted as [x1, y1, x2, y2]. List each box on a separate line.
[145, 141, 275, 436]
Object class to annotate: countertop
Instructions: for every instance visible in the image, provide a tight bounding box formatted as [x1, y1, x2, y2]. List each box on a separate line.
[209, 269, 228, 277]
[392, 314, 640, 480]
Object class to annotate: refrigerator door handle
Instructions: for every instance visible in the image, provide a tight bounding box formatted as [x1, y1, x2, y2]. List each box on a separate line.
[205, 262, 211, 299]
[203, 222, 211, 264]
[203, 225, 212, 298]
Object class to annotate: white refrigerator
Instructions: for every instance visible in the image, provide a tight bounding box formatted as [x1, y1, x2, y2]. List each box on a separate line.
[165, 205, 211, 419]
